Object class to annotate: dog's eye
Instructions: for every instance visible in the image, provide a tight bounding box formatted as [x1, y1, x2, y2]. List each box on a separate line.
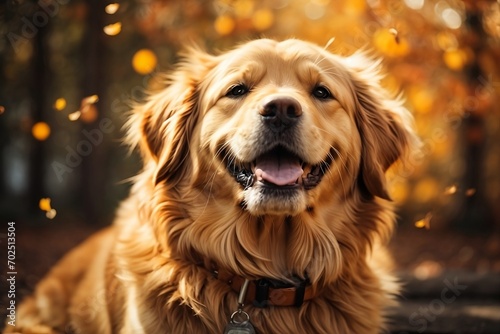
[312, 86, 333, 100]
[226, 84, 249, 98]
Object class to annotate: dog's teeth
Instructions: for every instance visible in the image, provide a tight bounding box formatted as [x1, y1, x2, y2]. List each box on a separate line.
[230, 165, 239, 175]
[245, 175, 255, 189]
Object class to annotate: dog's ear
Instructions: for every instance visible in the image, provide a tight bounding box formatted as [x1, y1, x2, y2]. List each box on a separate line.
[127, 48, 217, 187]
[344, 53, 418, 200]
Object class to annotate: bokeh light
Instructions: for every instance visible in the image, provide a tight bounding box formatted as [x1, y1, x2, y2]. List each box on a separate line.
[54, 98, 67, 111]
[404, 0, 424, 10]
[252, 9, 274, 31]
[32, 122, 51, 141]
[132, 49, 158, 75]
[105, 3, 120, 14]
[214, 15, 236, 35]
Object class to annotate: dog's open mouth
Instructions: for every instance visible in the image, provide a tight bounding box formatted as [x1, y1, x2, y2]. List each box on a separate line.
[225, 146, 335, 190]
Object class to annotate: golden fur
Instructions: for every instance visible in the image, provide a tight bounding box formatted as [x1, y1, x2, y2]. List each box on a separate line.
[8, 39, 418, 334]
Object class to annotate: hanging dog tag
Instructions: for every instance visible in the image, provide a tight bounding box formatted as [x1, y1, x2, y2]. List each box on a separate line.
[223, 310, 256, 334]
[223, 279, 256, 334]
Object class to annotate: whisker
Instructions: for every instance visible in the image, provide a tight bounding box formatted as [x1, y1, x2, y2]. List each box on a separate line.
[309, 124, 355, 200]
[329, 146, 348, 197]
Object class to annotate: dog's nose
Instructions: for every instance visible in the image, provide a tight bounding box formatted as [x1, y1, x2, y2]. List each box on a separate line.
[260, 97, 302, 131]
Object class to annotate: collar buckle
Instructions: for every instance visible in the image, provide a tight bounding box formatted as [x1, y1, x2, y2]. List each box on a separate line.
[253, 276, 310, 308]
[253, 279, 270, 307]
[293, 278, 308, 307]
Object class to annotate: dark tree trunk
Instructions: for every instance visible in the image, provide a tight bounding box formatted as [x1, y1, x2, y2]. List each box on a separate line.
[452, 4, 494, 231]
[28, 17, 48, 214]
[79, 0, 107, 223]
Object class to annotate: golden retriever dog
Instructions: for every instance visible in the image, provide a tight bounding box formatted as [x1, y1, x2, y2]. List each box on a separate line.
[8, 38, 418, 334]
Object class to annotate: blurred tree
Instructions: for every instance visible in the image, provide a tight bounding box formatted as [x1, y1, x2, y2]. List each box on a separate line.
[79, 0, 106, 222]
[28, 7, 48, 214]
[452, 1, 495, 231]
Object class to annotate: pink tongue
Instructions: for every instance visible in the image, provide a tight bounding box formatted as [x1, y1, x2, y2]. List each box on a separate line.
[255, 151, 303, 186]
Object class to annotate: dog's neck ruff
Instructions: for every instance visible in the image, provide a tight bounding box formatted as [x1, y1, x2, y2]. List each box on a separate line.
[210, 263, 316, 308]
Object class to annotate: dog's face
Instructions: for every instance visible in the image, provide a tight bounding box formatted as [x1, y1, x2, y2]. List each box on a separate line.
[130, 38, 414, 219]
[198, 39, 363, 216]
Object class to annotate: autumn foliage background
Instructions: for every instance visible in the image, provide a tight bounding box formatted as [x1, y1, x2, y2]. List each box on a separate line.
[1, 0, 500, 282]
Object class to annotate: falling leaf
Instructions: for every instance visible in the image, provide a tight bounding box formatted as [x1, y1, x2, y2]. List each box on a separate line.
[54, 98, 67, 111]
[68, 111, 81, 121]
[46, 209, 57, 219]
[105, 3, 120, 14]
[40, 198, 56, 219]
[414, 212, 432, 229]
[78, 95, 99, 123]
[103, 22, 122, 36]
[82, 94, 99, 105]
[325, 37, 336, 49]
[39, 198, 52, 212]
[132, 49, 158, 75]
[80, 104, 98, 123]
[466, 188, 476, 196]
[389, 28, 400, 44]
[444, 184, 458, 195]
[414, 220, 426, 228]
[32, 122, 51, 141]
[373, 28, 410, 57]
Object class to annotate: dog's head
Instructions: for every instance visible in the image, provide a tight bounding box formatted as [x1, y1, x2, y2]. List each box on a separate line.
[129, 39, 416, 217]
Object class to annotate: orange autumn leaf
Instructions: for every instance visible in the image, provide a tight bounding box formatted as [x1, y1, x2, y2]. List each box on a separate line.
[39, 198, 52, 212]
[78, 95, 99, 123]
[104, 22, 122, 36]
[444, 185, 458, 195]
[373, 28, 410, 57]
[415, 212, 432, 230]
[68, 111, 81, 121]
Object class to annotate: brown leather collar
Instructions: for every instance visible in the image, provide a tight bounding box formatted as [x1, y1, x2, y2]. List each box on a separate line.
[211, 265, 316, 308]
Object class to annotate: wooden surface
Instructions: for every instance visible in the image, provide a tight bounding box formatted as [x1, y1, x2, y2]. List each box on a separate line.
[1, 222, 499, 333]
[390, 272, 500, 333]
